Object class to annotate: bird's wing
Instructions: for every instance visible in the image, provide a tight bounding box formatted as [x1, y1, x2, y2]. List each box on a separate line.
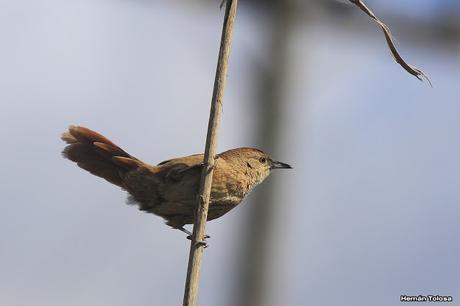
[124, 158, 202, 219]
[157, 153, 204, 167]
[155, 153, 205, 202]
[158, 159, 204, 203]
[123, 154, 204, 214]
[156, 153, 232, 202]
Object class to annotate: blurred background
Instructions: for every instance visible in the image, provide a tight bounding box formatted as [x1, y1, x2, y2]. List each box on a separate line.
[0, 0, 459, 305]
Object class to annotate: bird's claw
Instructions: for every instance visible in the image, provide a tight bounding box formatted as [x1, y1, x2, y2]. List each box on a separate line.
[195, 240, 208, 248]
[186, 235, 210, 248]
[186, 234, 210, 239]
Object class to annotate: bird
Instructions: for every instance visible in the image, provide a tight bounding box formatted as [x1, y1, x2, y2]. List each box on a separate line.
[61, 125, 292, 238]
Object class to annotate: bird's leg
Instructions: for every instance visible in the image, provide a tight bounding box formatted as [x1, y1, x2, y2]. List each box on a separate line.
[177, 226, 210, 239]
[188, 236, 209, 248]
[187, 234, 211, 239]
[182, 228, 210, 248]
[186, 233, 211, 248]
[167, 218, 210, 246]
[178, 226, 192, 236]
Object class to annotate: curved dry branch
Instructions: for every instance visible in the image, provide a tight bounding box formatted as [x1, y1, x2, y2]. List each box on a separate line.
[349, 0, 431, 85]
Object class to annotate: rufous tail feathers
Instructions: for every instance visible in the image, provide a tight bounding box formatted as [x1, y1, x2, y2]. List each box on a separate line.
[61, 125, 143, 187]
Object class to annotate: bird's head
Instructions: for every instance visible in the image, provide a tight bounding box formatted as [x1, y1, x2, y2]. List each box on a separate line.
[220, 147, 292, 185]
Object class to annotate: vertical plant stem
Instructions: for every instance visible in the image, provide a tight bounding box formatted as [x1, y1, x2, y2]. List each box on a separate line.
[182, 1, 238, 306]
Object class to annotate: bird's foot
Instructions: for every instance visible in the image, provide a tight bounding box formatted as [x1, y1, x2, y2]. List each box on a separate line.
[186, 235, 211, 248]
[187, 234, 210, 239]
[195, 240, 208, 248]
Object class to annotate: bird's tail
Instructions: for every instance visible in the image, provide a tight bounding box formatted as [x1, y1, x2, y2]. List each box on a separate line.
[61, 125, 143, 188]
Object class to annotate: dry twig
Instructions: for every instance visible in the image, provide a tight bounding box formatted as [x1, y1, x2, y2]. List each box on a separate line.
[182, 1, 238, 306]
[349, 0, 431, 85]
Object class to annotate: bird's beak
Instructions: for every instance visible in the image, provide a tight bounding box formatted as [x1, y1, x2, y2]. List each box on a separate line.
[270, 160, 292, 170]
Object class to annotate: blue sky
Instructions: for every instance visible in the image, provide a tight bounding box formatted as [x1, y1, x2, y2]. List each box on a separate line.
[0, 1, 458, 306]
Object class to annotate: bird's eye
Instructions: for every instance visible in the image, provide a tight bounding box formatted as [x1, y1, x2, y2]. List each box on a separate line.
[259, 157, 267, 163]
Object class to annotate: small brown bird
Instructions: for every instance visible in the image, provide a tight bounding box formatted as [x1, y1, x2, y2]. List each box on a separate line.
[61, 126, 291, 236]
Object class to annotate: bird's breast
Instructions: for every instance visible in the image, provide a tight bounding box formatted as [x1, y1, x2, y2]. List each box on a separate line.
[210, 168, 255, 204]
